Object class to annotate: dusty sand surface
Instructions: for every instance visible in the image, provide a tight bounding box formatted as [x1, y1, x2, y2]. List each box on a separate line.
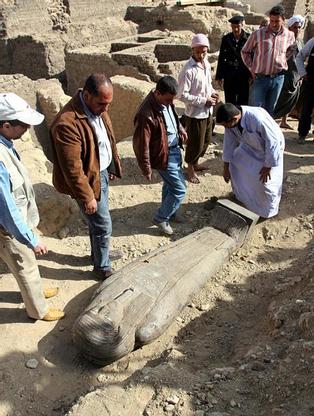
[1, 121, 314, 416]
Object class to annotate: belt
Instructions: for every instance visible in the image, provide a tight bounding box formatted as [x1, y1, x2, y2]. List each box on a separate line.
[255, 71, 285, 79]
[169, 143, 178, 149]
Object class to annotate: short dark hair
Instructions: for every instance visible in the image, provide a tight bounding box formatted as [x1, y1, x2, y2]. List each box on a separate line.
[216, 103, 241, 123]
[156, 76, 178, 95]
[269, 5, 285, 18]
[83, 73, 112, 96]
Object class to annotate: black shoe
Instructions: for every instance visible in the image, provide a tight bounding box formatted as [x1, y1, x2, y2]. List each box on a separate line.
[109, 249, 123, 261]
[93, 268, 114, 280]
[298, 135, 306, 144]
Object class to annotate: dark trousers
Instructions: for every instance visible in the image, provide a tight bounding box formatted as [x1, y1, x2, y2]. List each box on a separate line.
[298, 80, 314, 137]
[184, 116, 212, 164]
[224, 76, 250, 105]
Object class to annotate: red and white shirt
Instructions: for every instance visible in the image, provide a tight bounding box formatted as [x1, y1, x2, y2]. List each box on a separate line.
[241, 25, 295, 75]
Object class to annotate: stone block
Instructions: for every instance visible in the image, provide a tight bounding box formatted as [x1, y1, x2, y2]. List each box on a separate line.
[7, 34, 65, 80]
[110, 75, 154, 140]
[37, 80, 70, 129]
[65, 47, 150, 96]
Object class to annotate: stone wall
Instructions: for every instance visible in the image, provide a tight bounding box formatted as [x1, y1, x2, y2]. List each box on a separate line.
[65, 47, 151, 96]
[0, 0, 52, 38]
[154, 43, 190, 63]
[0, 0, 145, 81]
[126, 5, 242, 52]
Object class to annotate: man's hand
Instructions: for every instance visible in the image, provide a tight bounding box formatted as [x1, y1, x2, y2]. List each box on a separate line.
[109, 173, 116, 181]
[33, 242, 48, 255]
[259, 166, 271, 183]
[180, 129, 188, 144]
[145, 172, 152, 181]
[84, 198, 97, 215]
[250, 70, 256, 80]
[223, 163, 231, 183]
[206, 92, 219, 107]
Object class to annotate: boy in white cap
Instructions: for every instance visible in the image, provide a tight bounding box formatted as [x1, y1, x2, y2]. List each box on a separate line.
[0, 93, 64, 321]
[178, 33, 218, 184]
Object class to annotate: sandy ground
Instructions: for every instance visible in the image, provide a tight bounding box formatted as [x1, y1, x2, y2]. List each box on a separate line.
[1, 120, 314, 416]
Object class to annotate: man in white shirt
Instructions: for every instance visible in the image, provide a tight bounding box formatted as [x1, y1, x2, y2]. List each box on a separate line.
[178, 33, 218, 184]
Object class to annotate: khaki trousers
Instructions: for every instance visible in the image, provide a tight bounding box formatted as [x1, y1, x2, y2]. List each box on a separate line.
[0, 228, 48, 319]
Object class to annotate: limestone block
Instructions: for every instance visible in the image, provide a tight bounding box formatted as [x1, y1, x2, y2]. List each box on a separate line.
[7, 34, 66, 80]
[110, 75, 154, 141]
[0, 0, 51, 38]
[14, 138, 79, 237]
[0, 74, 40, 109]
[37, 80, 70, 128]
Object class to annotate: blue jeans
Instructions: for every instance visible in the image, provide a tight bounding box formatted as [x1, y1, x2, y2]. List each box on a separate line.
[155, 146, 186, 223]
[78, 170, 112, 272]
[250, 74, 285, 116]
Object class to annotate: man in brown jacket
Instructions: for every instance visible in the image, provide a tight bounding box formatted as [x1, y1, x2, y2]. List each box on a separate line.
[133, 76, 187, 236]
[50, 73, 122, 280]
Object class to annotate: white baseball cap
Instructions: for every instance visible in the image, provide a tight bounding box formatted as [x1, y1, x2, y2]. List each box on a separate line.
[0, 93, 44, 125]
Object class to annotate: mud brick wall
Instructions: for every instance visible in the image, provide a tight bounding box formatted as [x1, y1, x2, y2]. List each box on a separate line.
[0, 0, 145, 81]
[5, 35, 65, 80]
[0, 39, 10, 73]
[112, 48, 160, 81]
[110, 42, 142, 53]
[66, 48, 150, 95]
[154, 44, 190, 63]
[0, 0, 52, 37]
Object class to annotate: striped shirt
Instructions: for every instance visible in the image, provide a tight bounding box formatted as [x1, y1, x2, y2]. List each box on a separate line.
[241, 25, 295, 75]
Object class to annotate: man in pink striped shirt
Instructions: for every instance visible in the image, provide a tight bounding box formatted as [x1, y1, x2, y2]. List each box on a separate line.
[241, 5, 295, 116]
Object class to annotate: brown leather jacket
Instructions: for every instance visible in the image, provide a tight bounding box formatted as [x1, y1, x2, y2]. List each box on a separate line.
[133, 91, 183, 176]
[50, 92, 122, 203]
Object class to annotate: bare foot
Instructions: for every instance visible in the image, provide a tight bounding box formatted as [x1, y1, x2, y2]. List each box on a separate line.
[186, 163, 200, 184]
[188, 175, 200, 184]
[194, 164, 208, 172]
[280, 122, 293, 130]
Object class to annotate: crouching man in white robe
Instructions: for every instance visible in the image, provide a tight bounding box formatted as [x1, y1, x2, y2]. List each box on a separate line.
[216, 103, 285, 218]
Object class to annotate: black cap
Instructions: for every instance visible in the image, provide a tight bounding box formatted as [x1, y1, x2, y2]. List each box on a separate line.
[228, 15, 245, 24]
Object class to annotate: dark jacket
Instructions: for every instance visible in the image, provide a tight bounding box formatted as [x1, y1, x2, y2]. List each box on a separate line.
[133, 91, 183, 176]
[216, 30, 251, 80]
[50, 91, 122, 203]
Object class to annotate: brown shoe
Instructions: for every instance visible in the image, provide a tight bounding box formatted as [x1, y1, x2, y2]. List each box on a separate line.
[43, 287, 59, 299]
[42, 308, 65, 321]
[93, 268, 114, 280]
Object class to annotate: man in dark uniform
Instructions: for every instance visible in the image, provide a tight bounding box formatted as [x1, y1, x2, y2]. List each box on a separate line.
[296, 36, 314, 143]
[216, 15, 251, 105]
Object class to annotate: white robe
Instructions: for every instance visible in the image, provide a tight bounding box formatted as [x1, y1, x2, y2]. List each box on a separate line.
[222, 106, 285, 218]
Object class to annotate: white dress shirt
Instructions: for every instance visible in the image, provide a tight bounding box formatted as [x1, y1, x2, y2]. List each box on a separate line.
[178, 56, 214, 119]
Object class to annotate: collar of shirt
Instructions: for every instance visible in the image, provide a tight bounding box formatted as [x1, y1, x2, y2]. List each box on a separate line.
[265, 25, 284, 36]
[0, 134, 14, 150]
[79, 91, 100, 121]
[188, 56, 210, 70]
